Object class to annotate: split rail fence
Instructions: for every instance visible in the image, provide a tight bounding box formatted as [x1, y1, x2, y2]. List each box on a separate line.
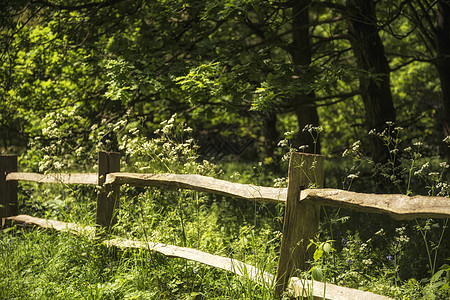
[1, 151, 450, 299]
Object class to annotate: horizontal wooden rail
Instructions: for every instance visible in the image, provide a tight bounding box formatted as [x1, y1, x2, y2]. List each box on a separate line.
[9, 214, 391, 300]
[6, 172, 98, 185]
[302, 188, 450, 220]
[104, 238, 274, 286]
[288, 277, 391, 300]
[105, 172, 287, 203]
[7, 214, 96, 236]
[106, 239, 390, 299]
[104, 172, 450, 219]
[5, 171, 450, 220]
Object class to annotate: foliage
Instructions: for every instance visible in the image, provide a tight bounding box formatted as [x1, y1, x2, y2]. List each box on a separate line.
[309, 123, 450, 299]
[1, 0, 450, 298]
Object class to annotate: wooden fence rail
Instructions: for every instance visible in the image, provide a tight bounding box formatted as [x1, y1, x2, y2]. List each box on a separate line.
[5, 172, 450, 220]
[6, 172, 98, 185]
[105, 172, 288, 202]
[2, 151, 450, 299]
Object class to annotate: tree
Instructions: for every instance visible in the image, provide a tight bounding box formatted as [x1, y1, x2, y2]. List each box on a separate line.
[435, 1, 450, 156]
[345, 0, 396, 165]
[289, 0, 321, 153]
[2, 0, 450, 175]
[382, 0, 450, 161]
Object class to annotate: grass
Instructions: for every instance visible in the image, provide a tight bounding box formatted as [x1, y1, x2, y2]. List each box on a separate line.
[0, 223, 277, 299]
[1, 153, 449, 299]
[1, 179, 282, 299]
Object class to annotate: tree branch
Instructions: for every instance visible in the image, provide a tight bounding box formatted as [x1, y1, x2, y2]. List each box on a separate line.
[315, 90, 360, 107]
[34, 0, 126, 10]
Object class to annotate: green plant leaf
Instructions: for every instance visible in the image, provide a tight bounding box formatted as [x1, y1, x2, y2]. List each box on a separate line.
[323, 241, 334, 254]
[310, 266, 323, 281]
[313, 248, 324, 262]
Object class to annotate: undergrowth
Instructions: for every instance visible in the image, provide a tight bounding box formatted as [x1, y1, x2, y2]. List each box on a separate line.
[1, 119, 449, 299]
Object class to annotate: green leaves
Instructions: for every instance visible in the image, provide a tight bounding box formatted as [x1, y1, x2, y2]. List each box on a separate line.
[104, 58, 138, 103]
[310, 266, 323, 281]
[251, 81, 283, 111]
[175, 62, 225, 104]
[307, 239, 335, 282]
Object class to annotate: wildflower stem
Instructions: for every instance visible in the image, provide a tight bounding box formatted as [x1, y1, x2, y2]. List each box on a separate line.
[415, 219, 434, 276]
[406, 158, 415, 195]
[431, 218, 448, 276]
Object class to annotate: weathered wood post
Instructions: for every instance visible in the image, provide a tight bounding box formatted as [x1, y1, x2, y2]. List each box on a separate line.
[275, 152, 324, 297]
[96, 151, 120, 231]
[0, 155, 18, 226]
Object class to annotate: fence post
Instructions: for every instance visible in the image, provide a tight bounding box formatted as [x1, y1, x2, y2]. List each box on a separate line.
[0, 155, 18, 226]
[96, 151, 120, 231]
[275, 152, 324, 297]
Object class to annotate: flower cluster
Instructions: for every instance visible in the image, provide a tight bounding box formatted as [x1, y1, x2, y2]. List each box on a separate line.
[120, 114, 217, 175]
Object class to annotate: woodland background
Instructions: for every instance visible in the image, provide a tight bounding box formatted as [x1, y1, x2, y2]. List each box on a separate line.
[1, 1, 450, 299]
[1, 0, 450, 170]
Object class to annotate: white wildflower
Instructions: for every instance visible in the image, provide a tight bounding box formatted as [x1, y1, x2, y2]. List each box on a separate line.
[129, 128, 139, 135]
[302, 124, 313, 132]
[351, 140, 361, 151]
[281, 152, 290, 162]
[277, 139, 288, 147]
[375, 228, 384, 235]
[284, 130, 295, 136]
[298, 145, 309, 151]
[439, 162, 449, 168]
[395, 227, 406, 234]
[75, 147, 84, 157]
[395, 235, 410, 243]
[342, 149, 350, 157]
[53, 161, 63, 170]
[273, 177, 287, 188]
[414, 162, 429, 175]
[390, 149, 399, 155]
[183, 127, 193, 133]
[360, 243, 367, 251]
[161, 123, 173, 134]
[347, 173, 359, 180]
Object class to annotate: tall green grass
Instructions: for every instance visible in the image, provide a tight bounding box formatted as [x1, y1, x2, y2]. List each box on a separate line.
[3, 119, 449, 299]
[0, 223, 278, 299]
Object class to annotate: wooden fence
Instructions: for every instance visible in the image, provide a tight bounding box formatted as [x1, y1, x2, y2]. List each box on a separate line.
[1, 151, 450, 299]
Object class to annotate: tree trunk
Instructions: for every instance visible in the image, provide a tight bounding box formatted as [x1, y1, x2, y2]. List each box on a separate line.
[261, 111, 278, 159]
[346, 0, 396, 164]
[435, 0, 450, 162]
[289, 0, 321, 154]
